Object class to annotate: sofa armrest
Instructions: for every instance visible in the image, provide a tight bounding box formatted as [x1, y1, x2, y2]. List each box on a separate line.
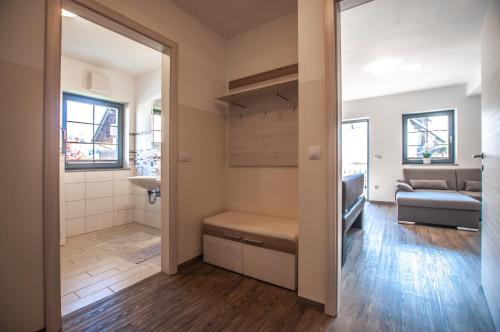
[395, 181, 414, 200]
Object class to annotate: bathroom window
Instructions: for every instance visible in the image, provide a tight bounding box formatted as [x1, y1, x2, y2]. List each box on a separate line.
[152, 108, 161, 145]
[402, 109, 455, 164]
[62, 93, 124, 169]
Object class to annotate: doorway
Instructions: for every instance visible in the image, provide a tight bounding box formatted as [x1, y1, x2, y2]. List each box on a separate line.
[341, 119, 369, 198]
[44, 0, 178, 329]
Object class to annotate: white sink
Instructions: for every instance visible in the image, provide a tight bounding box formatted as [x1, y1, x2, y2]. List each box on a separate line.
[128, 176, 161, 190]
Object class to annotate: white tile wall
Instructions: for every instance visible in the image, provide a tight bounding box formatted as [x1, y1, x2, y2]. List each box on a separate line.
[65, 172, 85, 184]
[86, 212, 114, 232]
[147, 211, 161, 229]
[114, 180, 133, 195]
[114, 209, 134, 226]
[86, 181, 113, 199]
[86, 197, 113, 216]
[86, 171, 114, 182]
[66, 217, 85, 237]
[114, 194, 134, 211]
[66, 200, 85, 219]
[65, 183, 85, 202]
[63, 170, 140, 237]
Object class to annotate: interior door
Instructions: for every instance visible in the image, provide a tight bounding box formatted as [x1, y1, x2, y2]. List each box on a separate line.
[480, 0, 500, 330]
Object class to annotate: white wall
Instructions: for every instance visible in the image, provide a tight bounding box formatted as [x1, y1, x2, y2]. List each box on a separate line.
[226, 12, 298, 81]
[225, 11, 299, 220]
[0, 1, 46, 329]
[343, 84, 482, 202]
[298, 0, 328, 304]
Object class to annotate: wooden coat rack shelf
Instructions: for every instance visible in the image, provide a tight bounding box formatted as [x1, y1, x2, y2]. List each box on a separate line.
[216, 64, 299, 167]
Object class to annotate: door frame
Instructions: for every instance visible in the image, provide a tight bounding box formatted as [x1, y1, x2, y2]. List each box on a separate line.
[341, 118, 370, 199]
[43, 0, 179, 330]
[324, 0, 342, 317]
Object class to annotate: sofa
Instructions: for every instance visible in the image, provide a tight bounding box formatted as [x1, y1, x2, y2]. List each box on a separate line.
[395, 168, 481, 230]
[342, 173, 365, 265]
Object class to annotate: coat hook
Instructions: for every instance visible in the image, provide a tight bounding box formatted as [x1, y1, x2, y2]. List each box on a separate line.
[276, 85, 290, 101]
[231, 98, 247, 109]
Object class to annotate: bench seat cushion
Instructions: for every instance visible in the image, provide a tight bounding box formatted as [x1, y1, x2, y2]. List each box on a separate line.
[203, 211, 298, 241]
[396, 190, 481, 211]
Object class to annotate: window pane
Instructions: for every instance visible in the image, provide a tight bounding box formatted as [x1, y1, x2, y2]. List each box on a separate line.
[95, 106, 118, 126]
[407, 132, 426, 146]
[66, 122, 93, 143]
[426, 115, 448, 131]
[153, 114, 161, 131]
[94, 144, 118, 161]
[94, 125, 118, 144]
[153, 131, 162, 144]
[428, 145, 449, 158]
[66, 143, 93, 161]
[407, 146, 421, 159]
[67, 100, 93, 123]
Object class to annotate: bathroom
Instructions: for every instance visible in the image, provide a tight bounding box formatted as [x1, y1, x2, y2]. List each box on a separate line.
[58, 11, 165, 315]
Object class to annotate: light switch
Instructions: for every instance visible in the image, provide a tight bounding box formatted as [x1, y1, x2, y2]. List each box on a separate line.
[178, 152, 191, 162]
[308, 146, 321, 160]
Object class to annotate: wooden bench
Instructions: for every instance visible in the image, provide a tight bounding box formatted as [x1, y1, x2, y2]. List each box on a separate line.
[202, 211, 298, 290]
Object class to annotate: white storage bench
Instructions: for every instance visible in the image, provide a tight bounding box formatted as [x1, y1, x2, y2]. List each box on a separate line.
[202, 211, 298, 290]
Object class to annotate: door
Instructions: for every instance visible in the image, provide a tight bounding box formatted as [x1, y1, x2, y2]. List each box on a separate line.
[342, 119, 369, 198]
[480, 0, 500, 330]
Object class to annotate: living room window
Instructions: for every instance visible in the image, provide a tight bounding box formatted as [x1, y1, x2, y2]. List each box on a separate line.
[402, 110, 455, 164]
[62, 92, 124, 169]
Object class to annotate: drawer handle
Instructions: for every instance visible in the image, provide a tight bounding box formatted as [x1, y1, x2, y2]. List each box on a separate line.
[223, 233, 241, 240]
[244, 238, 264, 245]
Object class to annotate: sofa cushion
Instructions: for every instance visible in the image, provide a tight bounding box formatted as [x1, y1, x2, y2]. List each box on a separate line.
[410, 179, 448, 190]
[456, 168, 481, 190]
[465, 180, 481, 192]
[460, 190, 482, 201]
[396, 191, 481, 211]
[403, 168, 458, 190]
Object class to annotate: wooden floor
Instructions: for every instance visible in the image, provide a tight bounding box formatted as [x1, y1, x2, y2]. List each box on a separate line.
[62, 203, 495, 331]
[60, 223, 161, 315]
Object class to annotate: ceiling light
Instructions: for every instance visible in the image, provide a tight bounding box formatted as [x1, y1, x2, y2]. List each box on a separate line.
[365, 58, 421, 74]
[61, 9, 77, 17]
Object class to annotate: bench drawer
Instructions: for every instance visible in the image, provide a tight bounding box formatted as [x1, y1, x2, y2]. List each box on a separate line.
[203, 234, 243, 273]
[243, 244, 296, 290]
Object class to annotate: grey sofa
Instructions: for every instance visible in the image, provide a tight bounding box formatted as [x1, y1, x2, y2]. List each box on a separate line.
[395, 168, 481, 230]
[342, 173, 365, 265]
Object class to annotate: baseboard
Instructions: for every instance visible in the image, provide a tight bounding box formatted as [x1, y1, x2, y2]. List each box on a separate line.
[297, 296, 325, 312]
[178, 254, 203, 271]
[368, 200, 395, 205]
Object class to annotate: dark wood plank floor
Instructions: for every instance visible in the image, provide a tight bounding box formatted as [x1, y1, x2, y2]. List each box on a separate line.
[62, 203, 495, 332]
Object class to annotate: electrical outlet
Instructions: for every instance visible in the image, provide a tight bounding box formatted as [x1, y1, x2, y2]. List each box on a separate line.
[374, 185, 379, 190]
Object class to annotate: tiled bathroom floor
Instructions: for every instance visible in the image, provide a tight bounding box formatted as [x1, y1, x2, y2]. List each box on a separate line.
[60, 223, 161, 316]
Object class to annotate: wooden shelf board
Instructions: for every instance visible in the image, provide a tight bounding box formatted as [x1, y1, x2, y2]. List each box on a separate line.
[216, 75, 298, 104]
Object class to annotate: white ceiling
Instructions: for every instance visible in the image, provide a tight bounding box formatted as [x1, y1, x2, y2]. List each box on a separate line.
[171, 0, 297, 38]
[62, 15, 161, 77]
[341, 0, 489, 101]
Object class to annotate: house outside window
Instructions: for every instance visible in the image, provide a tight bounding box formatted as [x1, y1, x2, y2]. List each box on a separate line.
[62, 92, 124, 169]
[402, 109, 455, 164]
